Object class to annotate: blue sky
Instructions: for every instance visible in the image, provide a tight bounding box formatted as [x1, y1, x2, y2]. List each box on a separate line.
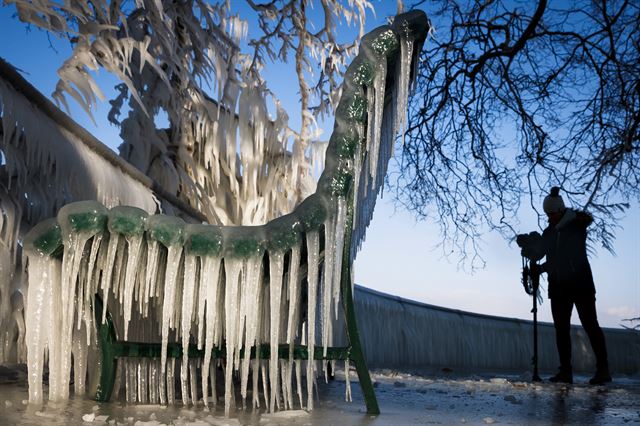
[0, 2, 637, 328]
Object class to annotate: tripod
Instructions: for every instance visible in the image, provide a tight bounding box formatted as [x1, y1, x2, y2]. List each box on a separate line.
[522, 257, 542, 382]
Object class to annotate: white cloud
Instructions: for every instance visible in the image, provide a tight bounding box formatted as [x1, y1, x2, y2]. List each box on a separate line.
[604, 306, 637, 319]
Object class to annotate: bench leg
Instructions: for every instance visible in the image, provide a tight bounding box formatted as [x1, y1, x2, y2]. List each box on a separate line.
[94, 297, 117, 402]
[342, 271, 380, 414]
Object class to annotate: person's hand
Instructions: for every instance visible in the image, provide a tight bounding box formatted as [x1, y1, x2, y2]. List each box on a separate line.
[529, 263, 543, 276]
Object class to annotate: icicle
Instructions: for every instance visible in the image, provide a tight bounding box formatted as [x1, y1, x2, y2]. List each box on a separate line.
[201, 256, 221, 409]
[75, 241, 89, 335]
[305, 231, 320, 410]
[223, 258, 242, 416]
[180, 254, 197, 405]
[72, 322, 88, 395]
[285, 246, 301, 409]
[158, 357, 167, 405]
[24, 255, 52, 403]
[189, 358, 198, 405]
[395, 35, 414, 136]
[196, 257, 207, 350]
[280, 359, 290, 410]
[261, 360, 269, 410]
[130, 360, 137, 403]
[321, 215, 336, 358]
[209, 358, 218, 409]
[252, 358, 260, 409]
[136, 243, 149, 317]
[286, 246, 301, 345]
[268, 251, 285, 412]
[124, 359, 131, 403]
[101, 233, 121, 322]
[368, 60, 387, 189]
[83, 233, 103, 341]
[365, 82, 375, 193]
[160, 245, 183, 374]
[56, 219, 101, 402]
[295, 359, 303, 409]
[149, 359, 158, 404]
[112, 358, 124, 402]
[113, 238, 127, 318]
[240, 256, 263, 406]
[145, 240, 160, 303]
[139, 358, 148, 404]
[332, 197, 347, 320]
[167, 357, 175, 404]
[123, 235, 144, 339]
[126, 359, 137, 403]
[351, 142, 363, 252]
[345, 360, 352, 402]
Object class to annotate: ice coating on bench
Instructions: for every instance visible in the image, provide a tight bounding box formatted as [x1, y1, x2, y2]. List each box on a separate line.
[21, 12, 428, 413]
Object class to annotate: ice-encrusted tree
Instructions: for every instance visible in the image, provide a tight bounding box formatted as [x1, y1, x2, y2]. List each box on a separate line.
[400, 0, 638, 264]
[0, 0, 398, 366]
[3, 0, 376, 226]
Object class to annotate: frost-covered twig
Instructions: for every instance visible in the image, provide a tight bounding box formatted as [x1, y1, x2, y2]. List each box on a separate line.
[4, 0, 373, 226]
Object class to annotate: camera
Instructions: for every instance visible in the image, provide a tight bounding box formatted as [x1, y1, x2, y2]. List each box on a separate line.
[516, 231, 545, 261]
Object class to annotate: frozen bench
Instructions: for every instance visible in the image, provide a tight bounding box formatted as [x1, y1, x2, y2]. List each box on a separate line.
[22, 11, 430, 415]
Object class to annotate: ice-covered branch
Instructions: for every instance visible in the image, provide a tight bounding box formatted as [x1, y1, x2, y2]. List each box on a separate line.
[4, 0, 376, 228]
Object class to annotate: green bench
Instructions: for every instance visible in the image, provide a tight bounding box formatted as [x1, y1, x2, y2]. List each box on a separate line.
[23, 11, 429, 415]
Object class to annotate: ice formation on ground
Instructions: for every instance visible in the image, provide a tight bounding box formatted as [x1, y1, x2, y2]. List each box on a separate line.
[1, 364, 639, 425]
[19, 13, 428, 415]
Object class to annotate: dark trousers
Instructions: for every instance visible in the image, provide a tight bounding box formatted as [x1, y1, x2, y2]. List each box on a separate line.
[550, 295, 609, 372]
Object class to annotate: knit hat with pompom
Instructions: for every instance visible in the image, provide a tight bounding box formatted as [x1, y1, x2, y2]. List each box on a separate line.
[543, 186, 565, 214]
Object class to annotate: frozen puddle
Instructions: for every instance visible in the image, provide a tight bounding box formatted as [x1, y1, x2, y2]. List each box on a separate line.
[0, 366, 639, 425]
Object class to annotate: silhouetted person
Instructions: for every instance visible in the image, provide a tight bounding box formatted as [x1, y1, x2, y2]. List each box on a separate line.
[534, 187, 611, 385]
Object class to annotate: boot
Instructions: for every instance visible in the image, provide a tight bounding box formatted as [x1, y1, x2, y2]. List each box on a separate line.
[549, 368, 573, 384]
[589, 368, 612, 385]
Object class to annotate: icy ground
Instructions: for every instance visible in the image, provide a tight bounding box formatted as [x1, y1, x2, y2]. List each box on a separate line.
[0, 365, 638, 425]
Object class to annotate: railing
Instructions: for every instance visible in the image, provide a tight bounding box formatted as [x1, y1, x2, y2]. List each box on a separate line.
[21, 11, 430, 416]
[351, 285, 640, 374]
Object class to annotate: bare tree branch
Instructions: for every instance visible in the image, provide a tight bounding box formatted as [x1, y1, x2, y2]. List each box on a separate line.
[401, 0, 639, 267]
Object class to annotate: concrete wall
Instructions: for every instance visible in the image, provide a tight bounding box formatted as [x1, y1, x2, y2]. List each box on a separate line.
[351, 285, 639, 375]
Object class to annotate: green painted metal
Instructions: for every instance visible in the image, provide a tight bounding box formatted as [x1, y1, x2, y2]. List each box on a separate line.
[93, 296, 354, 403]
[92, 200, 375, 409]
[93, 191, 379, 412]
[185, 224, 224, 256]
[22, 218, 62, 256]
[108, 206, 148, 236]
[60, 201, 108, 234]
[94, 297, 118, 402]
[340, 202, 380, 415]
[147, 215, 186, 247]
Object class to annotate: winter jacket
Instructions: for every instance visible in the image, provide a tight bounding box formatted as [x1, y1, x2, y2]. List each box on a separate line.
[541, 209, 595, 299]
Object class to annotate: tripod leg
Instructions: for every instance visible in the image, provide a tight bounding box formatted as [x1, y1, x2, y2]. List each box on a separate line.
[532, 277, 542, 382]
